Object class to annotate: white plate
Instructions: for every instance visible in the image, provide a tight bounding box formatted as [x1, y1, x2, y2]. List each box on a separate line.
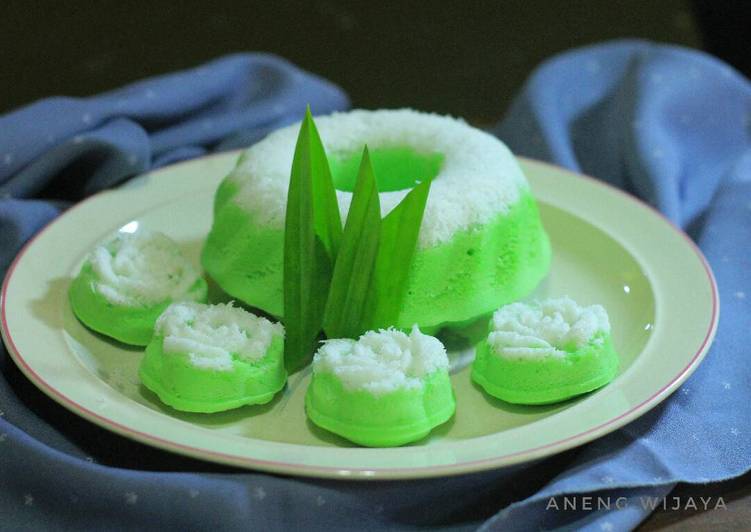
[1, 153, 718, 479]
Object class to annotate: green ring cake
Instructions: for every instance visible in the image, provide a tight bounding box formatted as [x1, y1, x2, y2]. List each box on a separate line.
[202, 109, 551, 331]
[471, 297, 619, 404]
[69, 230, 207, 345]
[139, 301, 286, 413]
[305, 326, 455, 447]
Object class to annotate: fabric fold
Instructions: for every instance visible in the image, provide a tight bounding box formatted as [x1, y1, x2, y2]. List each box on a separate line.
[493, 39, 750, 529]
[0, 53, 349, 201]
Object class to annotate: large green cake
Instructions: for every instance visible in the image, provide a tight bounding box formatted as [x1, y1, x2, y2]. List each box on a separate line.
[203, 109, 550, 330]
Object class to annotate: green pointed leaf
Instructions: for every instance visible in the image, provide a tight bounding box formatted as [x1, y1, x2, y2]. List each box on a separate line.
[283, 108, 342, 372]
[306, 107, 343, 257]
[323, 147, 381, 339]
[365, 179, 431, 330]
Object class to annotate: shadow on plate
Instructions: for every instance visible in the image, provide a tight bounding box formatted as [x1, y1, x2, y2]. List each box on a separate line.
[470, 379, 582, 415]
[138, 383, 284, 427]
[31, 276, 73, 330]
[305, 418, 359, 448]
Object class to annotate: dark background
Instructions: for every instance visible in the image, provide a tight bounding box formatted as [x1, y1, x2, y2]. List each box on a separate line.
[2, 1, 748, 125]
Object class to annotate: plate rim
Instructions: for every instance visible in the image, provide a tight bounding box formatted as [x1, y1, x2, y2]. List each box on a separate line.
[1, 152, 719, 480]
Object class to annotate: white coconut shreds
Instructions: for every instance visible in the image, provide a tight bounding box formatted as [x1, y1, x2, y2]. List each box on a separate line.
[155, 302, 284, 371]
[230, 108, 528, 248]
[488, 297, 611, 360]
[89, 230, 201, 307]
[312, 326, 449, 395]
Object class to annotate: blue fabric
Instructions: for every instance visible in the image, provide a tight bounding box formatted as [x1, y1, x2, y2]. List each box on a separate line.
[0, 42, 749, 531]
[490, 39, 751, 531]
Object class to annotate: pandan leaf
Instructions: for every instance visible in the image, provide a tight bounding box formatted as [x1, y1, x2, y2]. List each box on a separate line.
[323, 147, 381, 339]
[283, 108, 342, 372]
[364, 179, 431, 330]
[305, 108, 343, 258]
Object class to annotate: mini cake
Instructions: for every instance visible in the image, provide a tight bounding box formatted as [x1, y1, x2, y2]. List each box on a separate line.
[139, 302, 286, 413]
[305, 326, 455, 447]
[472, 297, 619, 404]
[69, 230, 207, 345]
[202, 109, 551, 331]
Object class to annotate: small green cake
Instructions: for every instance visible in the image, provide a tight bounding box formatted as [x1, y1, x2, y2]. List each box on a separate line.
[305, 326, 455, 447]
[139, 302, 286, 413]
[68, 230, 207, 345]
[472, 297, 619, 405]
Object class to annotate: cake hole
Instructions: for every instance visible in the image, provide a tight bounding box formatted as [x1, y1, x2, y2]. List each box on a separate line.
[466, 249, 475, 256]
[329, 147, 444, 192]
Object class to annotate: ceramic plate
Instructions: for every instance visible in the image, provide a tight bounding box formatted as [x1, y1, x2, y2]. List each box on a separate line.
[1, 153, 718, 479]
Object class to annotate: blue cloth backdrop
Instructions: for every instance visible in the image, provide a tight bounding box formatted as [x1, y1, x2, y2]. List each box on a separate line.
[1, 42, 749, 531]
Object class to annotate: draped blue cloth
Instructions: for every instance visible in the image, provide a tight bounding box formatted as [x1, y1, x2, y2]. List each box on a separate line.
[490, 39, 751, 531]
[1, 42, 749, 530]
